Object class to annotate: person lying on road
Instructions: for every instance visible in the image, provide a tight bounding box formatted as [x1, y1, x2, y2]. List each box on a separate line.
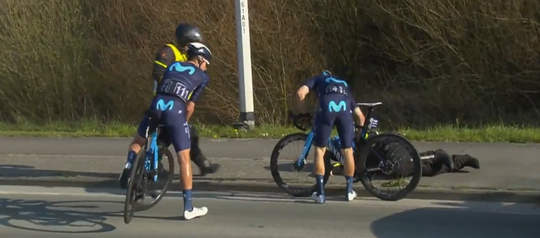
[330, 147, 480, 177]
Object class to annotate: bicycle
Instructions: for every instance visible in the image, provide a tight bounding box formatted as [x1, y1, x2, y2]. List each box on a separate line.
[269, 102, 422, 201]
[124, 110, 176, 224]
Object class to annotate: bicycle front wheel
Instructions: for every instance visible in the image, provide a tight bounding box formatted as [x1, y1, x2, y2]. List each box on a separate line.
[132, 145, 175, 212]
[270, 133, 331, 197]
[124, 146, 146, 224]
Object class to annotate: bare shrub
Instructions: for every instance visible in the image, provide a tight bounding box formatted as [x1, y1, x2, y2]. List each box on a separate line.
[1, 0, 539, 128]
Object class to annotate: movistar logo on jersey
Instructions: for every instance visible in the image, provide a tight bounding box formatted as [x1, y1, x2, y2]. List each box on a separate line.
[328, 100, 347, 112]
[169, 62, 195, 75]
[156, 99, 174, 111]
[325, 77, 348, 87]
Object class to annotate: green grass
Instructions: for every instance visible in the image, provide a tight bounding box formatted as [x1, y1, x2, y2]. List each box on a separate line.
[0, 121, 539, 143]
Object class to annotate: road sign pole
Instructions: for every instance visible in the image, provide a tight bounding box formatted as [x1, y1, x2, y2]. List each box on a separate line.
[233, 0, 255, 130]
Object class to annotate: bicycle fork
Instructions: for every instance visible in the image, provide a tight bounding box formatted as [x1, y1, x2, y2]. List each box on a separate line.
[294, 132, 315, 170]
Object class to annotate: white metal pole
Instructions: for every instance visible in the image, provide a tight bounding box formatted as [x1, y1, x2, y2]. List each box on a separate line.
[234, 0, 255, 130]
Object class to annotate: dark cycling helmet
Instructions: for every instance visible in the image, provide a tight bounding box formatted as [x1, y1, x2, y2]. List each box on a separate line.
[187, 42, 212, 64]
[175, 23, 204, 47]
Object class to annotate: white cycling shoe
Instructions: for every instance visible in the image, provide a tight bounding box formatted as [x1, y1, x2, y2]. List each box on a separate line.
[310, 192, 326, 204]
[184, 206, 208, 220]
[346, 190, 357, 202]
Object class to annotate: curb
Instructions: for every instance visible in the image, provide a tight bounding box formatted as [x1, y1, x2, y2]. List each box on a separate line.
[0, 178, 539, 203]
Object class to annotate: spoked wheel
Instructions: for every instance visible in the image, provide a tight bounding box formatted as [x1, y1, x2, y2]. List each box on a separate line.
[355, 132, 422, 201]
[134, 146, 175, 212]
[123, 146, 175, 224]
[270, 133, 331, 197]
[124, 148, 146, 224]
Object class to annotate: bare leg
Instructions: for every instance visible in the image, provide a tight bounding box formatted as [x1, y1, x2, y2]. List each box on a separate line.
[129, 134, 146, 155]
[177, 148, 208, 220]
[341, 147, 357, 201]
[311, 145, 327, 204]
[118, 134, 146, 188]
[177, 149, 193, 191]
[341, 147, 354, 177]
[313, 146, 327, 176]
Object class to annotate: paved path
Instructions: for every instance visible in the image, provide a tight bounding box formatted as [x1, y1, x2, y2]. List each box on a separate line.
[0, 186, 538, 238]
[0, 137, 539, 192]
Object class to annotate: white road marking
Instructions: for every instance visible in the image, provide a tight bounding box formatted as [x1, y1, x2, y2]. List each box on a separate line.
[0, 185, 539, 216]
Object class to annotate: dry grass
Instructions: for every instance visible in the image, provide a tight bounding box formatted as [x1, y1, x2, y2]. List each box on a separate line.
[0, 0, 539, 129]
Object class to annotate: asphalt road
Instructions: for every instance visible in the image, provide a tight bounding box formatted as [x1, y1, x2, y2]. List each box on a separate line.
[2, 136, 540, 159]
[1, 137, 540, 191]
[0, 186, 539, 238]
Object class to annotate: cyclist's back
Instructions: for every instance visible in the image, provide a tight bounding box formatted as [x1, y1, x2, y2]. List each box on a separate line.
[295, 70, 364, 203]
[149, 42, 212, 220]
[152, 61, 209, 153]
[304, 72, 356, 149]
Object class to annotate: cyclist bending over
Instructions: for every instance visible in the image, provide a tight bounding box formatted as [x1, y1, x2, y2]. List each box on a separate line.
[118, 23, 215, 189]
[143, 43, 212, 220]
[294, 71, 365, 204]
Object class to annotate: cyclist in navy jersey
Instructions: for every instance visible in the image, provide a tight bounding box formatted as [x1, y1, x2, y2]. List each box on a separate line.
[294, 70, 365, 204]
[143, 42, 212, 220]
[118, 24, 215, 192]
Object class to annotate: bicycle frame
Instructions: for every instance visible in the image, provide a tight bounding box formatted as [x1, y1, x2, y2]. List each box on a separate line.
[292, 106, 376, 169]
[144, 119, 160, 183]
[294, 130, 315, 169]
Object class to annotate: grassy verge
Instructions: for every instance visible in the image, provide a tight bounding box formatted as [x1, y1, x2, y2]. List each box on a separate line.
[0, 121, 539, 143]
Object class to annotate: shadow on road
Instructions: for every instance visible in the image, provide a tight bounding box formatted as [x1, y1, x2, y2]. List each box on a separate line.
[0, 164, 221, 180]
[262, 163, 315, 172]
[369, 199, 540, 238]
[0, 198, 118, 234]
[0, 164, 119, 179]
[0, 164, 279, 197]
[0, 164, 236, 187]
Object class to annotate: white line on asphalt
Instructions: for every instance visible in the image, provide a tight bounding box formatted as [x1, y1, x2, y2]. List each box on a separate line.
[0, 185, 539, 216]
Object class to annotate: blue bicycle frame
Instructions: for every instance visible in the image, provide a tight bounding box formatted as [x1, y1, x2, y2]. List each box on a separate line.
[144, 125, 160, 183]
[294, 126, 368, 168]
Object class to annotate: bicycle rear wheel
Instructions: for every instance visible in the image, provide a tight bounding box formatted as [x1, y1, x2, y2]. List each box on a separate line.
[270, 133, 331, 197]
[355, 132, 422, 201]
[124, 146, 146, 224]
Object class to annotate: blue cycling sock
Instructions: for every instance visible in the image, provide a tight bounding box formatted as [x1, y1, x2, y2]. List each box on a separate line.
[316, 175, 325, 196]
[125, 150, 137, 168]
[183, 190, 193, 212]
[345, 176, 353, 193]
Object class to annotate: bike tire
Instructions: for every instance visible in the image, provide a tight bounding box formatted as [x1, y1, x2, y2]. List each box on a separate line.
[270, 133, 331, 197]
[123, 146, 146, 224]
[355, 132, 422, 201]
[132, 146, 175, 212]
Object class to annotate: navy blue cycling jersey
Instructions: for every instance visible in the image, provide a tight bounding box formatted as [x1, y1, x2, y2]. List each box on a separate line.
[303, 74, 356, 108]
[303, 73, 357, 148]
[156, 61, 209, 102]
